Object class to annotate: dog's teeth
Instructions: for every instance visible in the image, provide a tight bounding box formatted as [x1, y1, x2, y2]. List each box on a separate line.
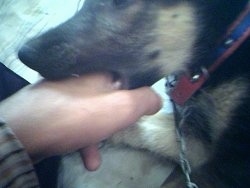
[71, 73, 80, 78]
[112, 80, 123, 89]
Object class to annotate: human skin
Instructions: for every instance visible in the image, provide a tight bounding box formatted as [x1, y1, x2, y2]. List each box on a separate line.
[0, 73, 162, 170]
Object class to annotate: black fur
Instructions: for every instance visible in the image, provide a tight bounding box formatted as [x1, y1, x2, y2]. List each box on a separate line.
[181, 39, 250, 188]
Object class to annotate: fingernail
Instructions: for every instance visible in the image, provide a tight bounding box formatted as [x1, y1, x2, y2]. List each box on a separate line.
[146, 88, 163, 115]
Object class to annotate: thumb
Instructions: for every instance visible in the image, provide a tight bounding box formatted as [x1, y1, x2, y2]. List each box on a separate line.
[80, 145, 101, 171]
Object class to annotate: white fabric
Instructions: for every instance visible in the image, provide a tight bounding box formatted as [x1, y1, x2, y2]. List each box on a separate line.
[0, 0, 84, 83]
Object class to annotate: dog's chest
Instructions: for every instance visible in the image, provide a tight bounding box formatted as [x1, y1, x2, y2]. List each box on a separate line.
[58, 146, 174, 188]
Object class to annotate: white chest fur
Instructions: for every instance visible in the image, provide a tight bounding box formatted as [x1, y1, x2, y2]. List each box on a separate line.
[58, 146, 174, 188]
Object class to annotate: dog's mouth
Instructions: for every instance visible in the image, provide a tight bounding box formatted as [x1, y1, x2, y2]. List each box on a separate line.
[109, 72, 129, 89]
[18, 44, 159, 89]
[70, 71, 129, 90]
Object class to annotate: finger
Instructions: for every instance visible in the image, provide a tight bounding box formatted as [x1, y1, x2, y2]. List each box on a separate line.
[31, 72, 118, 95]
[66, 72, 118, 91]
[73, 87, 162, 144]
[107, 87, 162, 117]
[45, 87, 162, 154]
[80, 145, 101, 171]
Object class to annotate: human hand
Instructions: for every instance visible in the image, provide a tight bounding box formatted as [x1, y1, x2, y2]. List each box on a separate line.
[0, 73, 161, 169]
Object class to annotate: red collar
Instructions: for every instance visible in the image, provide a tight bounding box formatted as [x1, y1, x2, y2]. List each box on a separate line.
[169, 5, 250, 106]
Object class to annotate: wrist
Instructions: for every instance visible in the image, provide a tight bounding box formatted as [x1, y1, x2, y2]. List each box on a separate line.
[0, 120, 39, 186]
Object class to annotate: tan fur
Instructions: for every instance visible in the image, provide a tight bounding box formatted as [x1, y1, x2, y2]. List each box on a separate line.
[111, 111, 210, 168]
[146, 2, 197, 75]
[207, 78, 248, 139]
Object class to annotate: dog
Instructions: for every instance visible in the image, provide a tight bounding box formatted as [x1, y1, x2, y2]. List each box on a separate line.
[18, 0, 250, 187]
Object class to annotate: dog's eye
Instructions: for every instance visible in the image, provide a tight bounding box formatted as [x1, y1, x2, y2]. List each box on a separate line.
[113, 0, 130, 9]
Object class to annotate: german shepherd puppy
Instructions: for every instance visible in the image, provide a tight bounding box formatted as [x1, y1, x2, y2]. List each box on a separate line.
[18, 0, 250, 187]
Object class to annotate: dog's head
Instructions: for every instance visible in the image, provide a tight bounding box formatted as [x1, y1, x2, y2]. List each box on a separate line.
[18, 0, 248, 89]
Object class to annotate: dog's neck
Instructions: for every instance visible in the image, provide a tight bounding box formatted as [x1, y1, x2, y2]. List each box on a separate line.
[168, 4, 250, 106]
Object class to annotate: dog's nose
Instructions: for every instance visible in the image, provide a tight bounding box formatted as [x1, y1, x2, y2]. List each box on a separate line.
[18, 45, 40, 68]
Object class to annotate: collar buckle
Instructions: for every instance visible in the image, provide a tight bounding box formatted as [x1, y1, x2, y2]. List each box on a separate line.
[168, 68, 209, 106]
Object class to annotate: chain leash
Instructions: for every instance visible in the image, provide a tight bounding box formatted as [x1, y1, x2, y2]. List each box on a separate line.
[166, 77, 199, 188]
